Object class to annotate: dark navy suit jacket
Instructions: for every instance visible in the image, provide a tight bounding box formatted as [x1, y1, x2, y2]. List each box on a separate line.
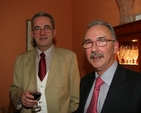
[75, 64, 141, 113]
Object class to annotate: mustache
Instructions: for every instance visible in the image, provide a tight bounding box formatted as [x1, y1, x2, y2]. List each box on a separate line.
[90, 52, 104, 59]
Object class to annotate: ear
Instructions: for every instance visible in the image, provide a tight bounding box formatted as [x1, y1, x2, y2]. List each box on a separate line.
[114, 41, 119, 54]
[53, 29, 57, 37]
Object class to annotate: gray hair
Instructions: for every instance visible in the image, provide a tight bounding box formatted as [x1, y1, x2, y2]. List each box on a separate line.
[31, 12, 55, 30]
[87, 20, 117, 40]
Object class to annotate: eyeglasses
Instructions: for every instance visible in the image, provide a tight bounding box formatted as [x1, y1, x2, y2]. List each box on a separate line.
[33, 25, 53, 34]
[82, 38, 115, 49]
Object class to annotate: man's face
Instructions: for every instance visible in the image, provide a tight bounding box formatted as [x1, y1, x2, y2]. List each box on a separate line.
[83, 25, 119, 75]
[31, 16, 56, 51]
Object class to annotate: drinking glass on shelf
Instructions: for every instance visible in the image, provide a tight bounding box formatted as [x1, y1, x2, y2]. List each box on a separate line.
[29, 89, 41, 112]
[133, 45, 139, 64]
[117, 45, 125, 64]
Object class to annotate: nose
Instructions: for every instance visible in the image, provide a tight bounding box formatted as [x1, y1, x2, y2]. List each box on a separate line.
[91, 42, 97, 52]
[40, 29, 45, 35]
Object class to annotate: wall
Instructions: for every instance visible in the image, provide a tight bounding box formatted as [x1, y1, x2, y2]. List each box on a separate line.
[0, 0, 141, 110]
[0, 0, 72, 109]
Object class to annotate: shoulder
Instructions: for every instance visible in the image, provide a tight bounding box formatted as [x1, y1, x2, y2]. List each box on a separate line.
[81, 72, 95, 84]
[54, 46, 77, 58]
[54, 46, 76, 55]
[16, 49, 36, 60]
[119, 64, 141, 77]
[82, 72, 95, 80]
[117, 64, 141, 82]
[125, 68, 141, 79]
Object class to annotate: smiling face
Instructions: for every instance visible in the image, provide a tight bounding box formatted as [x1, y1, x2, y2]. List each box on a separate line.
[31, 16, 56, 52]
[84, 25, 119, 75]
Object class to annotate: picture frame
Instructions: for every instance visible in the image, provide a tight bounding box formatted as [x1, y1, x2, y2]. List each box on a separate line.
[26, 20, 34, 51]
[134, 13, 141, 21]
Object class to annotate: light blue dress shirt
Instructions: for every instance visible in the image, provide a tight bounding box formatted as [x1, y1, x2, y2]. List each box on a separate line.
[84, 61, 118, 113]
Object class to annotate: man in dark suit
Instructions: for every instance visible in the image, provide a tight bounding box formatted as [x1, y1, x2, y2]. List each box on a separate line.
[75, 20, 141, 113]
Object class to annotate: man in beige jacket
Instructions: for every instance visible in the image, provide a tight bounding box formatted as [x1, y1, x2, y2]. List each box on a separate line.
[10, 12, 80, 113]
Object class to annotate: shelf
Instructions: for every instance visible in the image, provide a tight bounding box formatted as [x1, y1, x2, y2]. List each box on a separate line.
[114, 20, 141, 72]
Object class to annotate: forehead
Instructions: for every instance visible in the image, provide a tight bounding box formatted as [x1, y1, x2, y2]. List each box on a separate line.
[33, 16, 52, 27]
[84, 25, 112, 40]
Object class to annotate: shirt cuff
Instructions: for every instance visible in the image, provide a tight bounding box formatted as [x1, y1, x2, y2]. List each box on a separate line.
[16, 99, 23, 110]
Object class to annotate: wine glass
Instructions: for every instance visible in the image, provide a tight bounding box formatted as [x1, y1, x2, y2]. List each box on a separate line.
[29, 89, 41, 112]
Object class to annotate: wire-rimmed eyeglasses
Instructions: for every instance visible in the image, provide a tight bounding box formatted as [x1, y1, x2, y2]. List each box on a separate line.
[33, 25, 53, 34]
[82, 38, 115, 49]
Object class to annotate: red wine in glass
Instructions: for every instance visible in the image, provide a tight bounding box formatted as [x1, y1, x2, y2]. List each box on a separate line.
[30, 92, 41, 100]
[29, 90, 41, 112]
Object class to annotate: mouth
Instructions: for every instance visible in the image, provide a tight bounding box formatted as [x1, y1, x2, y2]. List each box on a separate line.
[39, 37, 47, 40]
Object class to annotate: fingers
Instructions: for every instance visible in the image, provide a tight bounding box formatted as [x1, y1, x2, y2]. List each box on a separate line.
[20, 91, 37, 107]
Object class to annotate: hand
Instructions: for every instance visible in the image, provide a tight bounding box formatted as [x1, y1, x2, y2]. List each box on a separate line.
[19, 91, 38, 108]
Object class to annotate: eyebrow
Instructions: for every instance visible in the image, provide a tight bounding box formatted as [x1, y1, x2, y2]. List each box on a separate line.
[97, 36, 106, 39]
[34, 25, 52, 28]
[84, 36, 106, 41]
[83, 39, 91, 43]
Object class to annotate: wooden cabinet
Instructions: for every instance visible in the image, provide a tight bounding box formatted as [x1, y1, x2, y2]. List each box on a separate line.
[114, 20, 141, 72]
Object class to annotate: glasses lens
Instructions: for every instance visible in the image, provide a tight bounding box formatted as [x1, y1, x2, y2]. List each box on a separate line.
[34, 27, 40, 33]
[33, 25, 53, 34]
[96, 40, 107, 46]
[44, 26, 52, 32]
[83, 41, 92, 48]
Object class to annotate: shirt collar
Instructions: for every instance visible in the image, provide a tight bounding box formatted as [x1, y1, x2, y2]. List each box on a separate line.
[36, 44, 54, 59]
[95, 61, 118, 86]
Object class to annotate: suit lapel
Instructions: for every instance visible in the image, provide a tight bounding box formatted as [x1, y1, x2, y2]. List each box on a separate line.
[80, 72, 96, 112]
[101, 65, 127, 113]
[26, 50, 37, 88]
[46, 47, 62, 89]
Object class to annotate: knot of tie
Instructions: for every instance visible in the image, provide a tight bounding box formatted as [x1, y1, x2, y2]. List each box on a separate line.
[95, 77, 104, 90]
[40, 53, 45, 57]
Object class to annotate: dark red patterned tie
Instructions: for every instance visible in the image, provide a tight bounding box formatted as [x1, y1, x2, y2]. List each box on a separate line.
[87, 77, 104, 113]
[38, 53, 46, 81]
